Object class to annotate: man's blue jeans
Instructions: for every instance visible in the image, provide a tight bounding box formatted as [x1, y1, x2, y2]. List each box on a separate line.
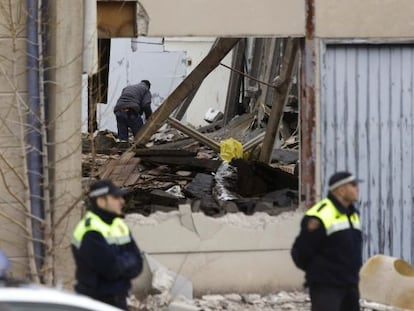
[115, 111, 143, 141]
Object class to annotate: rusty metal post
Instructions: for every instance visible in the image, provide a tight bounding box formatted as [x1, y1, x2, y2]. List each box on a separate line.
[301, 0, 317, 207]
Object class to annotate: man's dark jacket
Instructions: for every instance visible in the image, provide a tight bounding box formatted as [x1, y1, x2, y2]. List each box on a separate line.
[114, 82, 152, 118]
[72, 206, 143, 299]
[291, 193, 363, 286]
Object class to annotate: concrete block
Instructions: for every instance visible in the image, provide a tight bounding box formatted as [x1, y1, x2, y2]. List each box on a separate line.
[146, 254, 193, 300]
[360, 254, 414, 310]
[168, 300, 200, 311]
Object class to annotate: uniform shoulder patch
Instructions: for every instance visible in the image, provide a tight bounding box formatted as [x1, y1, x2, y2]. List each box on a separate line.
[307, 217, 321, 232]
[317, 203, 327, 212]
[85, 218, 91, 227]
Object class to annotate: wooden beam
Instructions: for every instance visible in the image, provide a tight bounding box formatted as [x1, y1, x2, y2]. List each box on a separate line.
[166, 117, 221, 153]
[223, 39, 246, 124]
[243, 132, 266, 152]
[252, 38, 278, 113]
[259, 38, 299, 164]
[263, 39, 286, 108]
[133, 37, 240, 147]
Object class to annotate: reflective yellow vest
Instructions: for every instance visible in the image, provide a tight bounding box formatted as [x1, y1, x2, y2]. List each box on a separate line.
[306, 198, 361, 235]
[72, 211, 131, 249]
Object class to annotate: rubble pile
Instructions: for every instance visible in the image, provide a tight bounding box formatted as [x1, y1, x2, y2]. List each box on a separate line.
[81, 111, 300, 217]
[129, 291, 309, 311]
[129, 292, 403, 311]
[80, 38, 303, 217]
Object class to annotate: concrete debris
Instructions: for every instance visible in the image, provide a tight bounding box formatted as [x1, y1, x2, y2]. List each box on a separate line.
[150, 189, 183, 207]
[81, 153, 118, 177]
[166, 185, 186, 198]
[151, 131, 184, 145]
[204, 107, 224, 124]
[128, 291, 409, 311]
[242, 293, 263, 304]
[146, 254, 193, 300]
[168, 300, 201, 311]
[151, 265, 175, 294]
[82, 130, 118, 154]
[224, 293, 243, 302]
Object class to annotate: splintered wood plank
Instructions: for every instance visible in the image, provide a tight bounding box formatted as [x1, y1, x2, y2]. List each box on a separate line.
[119, 151, 136, 164]
[98, 151, 134, 179]
[112, 157, 141, 187]
[123, 171, 141, 187]
[98, 151, 141, 187]
[98, 159, 118, 179]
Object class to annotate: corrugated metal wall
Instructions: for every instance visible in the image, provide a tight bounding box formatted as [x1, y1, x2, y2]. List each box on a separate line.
[321, 44, 414, 263]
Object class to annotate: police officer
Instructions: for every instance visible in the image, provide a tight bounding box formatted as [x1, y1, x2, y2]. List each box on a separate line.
[72, 180, 143, 310]
[291, 172, 363, 311]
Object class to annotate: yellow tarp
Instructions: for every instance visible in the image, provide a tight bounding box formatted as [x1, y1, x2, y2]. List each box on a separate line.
[220, 138, 244, 162]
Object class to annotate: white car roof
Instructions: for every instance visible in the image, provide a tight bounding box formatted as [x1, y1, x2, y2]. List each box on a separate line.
[0, 286, 122, 310]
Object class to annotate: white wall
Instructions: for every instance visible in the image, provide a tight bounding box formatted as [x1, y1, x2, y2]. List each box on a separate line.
[165, 37, 233, 127]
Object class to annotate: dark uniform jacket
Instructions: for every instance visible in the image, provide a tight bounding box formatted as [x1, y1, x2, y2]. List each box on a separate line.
[114, 82, 152, 118]
[291, 193, 363, 286]
[71, 206, 143, 299]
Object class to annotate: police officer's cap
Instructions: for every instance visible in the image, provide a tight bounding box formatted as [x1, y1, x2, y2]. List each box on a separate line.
[89, 179, 126, 198]
[328, 171, 362, 191]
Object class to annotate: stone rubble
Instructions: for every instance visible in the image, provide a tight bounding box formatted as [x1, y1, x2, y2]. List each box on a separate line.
[129, 291, 406, 311]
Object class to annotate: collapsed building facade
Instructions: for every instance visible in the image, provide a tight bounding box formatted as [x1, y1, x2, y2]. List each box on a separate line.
[1, 0, 414, 300]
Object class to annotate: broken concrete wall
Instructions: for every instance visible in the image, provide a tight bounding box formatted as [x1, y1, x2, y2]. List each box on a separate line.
[127, 210, 304, 295]
[139, 0, 305, 37]
[139, 0, 414, 38]
[315, 0, 414, 38]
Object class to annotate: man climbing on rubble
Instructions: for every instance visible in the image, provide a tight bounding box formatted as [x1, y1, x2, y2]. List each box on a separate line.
[114, 80, 152, 144]
[71, 179, 143, 310]
[291, 171, 363, 311]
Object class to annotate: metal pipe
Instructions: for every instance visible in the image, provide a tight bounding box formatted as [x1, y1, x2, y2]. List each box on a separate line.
[26, 0, 44, 274]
